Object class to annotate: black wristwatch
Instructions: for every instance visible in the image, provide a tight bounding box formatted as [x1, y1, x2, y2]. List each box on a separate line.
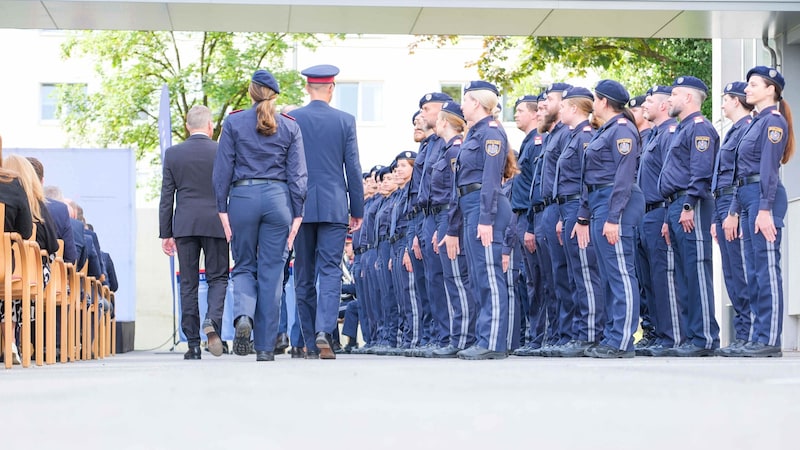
[576, 217, 590, 226]
[682, 203, 693, 212]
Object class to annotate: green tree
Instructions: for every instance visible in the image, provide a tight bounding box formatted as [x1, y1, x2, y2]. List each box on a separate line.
[58, 31, 333, 161]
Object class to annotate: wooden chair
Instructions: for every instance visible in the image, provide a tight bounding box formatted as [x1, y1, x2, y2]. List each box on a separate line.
[65, 261, 81, 361]
[44, 239, 70, 364]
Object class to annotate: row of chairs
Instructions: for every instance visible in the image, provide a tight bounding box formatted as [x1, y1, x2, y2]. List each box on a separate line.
[1, 203, 115, 369]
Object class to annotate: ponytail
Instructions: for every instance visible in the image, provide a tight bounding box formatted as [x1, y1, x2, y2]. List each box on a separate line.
[249, 82, 278, 136]
[780, 99, 795, 164]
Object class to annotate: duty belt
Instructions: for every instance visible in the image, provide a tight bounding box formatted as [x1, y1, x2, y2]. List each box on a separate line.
[736, 175, 761, 187]
[645, 201, 666, 213]
[587, 183, 614, 193]
[530, 203, 547, 214]
[429, 204, 451, 215]
[666, 189, 688, 203]
[354, 247, 366, 255]
[232, 178, 284, 187]
[512, 208, 528, 215]
[555, 193, 581, 205]
[457, 183, 482, 197]
[713, 186, 736, 199]
[389, 232, 406, 244]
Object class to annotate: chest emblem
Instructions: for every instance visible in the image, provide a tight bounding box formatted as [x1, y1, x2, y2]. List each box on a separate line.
[768, 126, 784, 144]
[485, 140, 502, 156]
[695, 136, 710, 152]
[616, 138, 632, 155]
[450, 158, 457, 172]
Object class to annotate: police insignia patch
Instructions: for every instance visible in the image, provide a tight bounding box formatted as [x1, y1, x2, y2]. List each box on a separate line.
[768, 126, 783, 143]
[450, 158, 457, 172]
[583, 143, 589, 149]
[695, 136, 710, 151]
[534, 136, 542, 145]
[485, 140, 502, 156]
[617, 138, 632, 155]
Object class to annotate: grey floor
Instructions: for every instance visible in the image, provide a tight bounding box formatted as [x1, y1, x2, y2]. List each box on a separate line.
[2, 351, 799, 450]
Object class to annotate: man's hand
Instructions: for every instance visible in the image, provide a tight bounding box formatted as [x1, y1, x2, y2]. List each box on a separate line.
[555, 220, 563, 246]
[661, 223, 671, 246]
[219, 212, 232, 243]
[438, 235, 460, 261]
[523, 232, 537, 253]
[287, 217, 302, 250]
[161, 237, 177, 256]
[412, 235, 423, 260]
[679, 209, 695, 233]
[477, 224, 493, 247]
[402, 249, 413, 272]
[349, 217, 363, 232]
[603, 222, 620, 246]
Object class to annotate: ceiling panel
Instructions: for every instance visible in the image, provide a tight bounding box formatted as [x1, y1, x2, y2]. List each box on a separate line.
[411, 7, 550, 35]
[533, 9, 680, 37]
[168, 4, 292, 32]
[288, 6, 419, 34]
[0, 0, 56, 29]
[44, 1, 172, 30]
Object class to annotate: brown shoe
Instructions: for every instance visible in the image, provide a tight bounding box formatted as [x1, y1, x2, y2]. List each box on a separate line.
[315, 332, 336, 359]
[203, 319, 223, 357]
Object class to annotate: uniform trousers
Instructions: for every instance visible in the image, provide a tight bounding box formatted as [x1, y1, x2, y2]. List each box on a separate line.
[228, 182, 291, 352]
[392, 239, 422, 348]
[362, 248, 381, 344]
[434, 210, 476, 350]
[352, 254, 372, 346]
[588, 185, 643, 351]
[407, 213, 432, 345]
[514, 212, 546, 347]
[667, 195, 719, 349]
[737, 182, 786, 347]
[504, 248, 523, 351]
[422, 213, 449, 346]
[459, 190, 511, 352]
[542, 203, 574, 344]
[532, 207, 557, 345]
[294, 221, 348, 352]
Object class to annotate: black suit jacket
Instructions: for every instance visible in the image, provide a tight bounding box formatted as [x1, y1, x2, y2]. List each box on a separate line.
[159, 134, 225, 239]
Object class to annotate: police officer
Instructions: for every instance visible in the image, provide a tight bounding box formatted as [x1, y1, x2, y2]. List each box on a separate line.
[628, 95, 652, 143]
[354, 165, 384, 354]
[291, 64, 364, 360]
[428, 102, 476, 357]
[660, 76, 720, 357]
[635, 85, 682, 357]
[713, 82, 754, 356]
[722, 66, 794, 357]
[554, 86, 604, 357]
[349, 171, 377, 354]
[213, 69, 308, 362]
[573, 79, 644, 358]
[441, 81, 511, 360]
[374, 165, 402, 354]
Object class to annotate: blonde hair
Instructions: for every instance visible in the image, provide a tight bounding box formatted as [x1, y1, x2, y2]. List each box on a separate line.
[0, 135, 18, 183]
[3, 154, 45, 222]
[467, 90, 500, 117]
[249, 82, 278, 136]
[439, 111, 466, 133]
[565, 97, 593, 117]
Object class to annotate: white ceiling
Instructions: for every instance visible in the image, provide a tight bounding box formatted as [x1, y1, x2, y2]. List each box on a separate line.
[2, 1, 800, 40]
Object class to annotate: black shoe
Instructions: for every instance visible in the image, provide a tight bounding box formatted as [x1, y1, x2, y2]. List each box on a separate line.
[256, 351, 274, 362]
[221, 341, 229, 354]
[717, 339, 747, 357]
[233, 316, 253, 356]
[332, 341, 345, 354]
[740, 341, 782, 358]
[584, 344, 634, 359]
[184, 346, 201, 360]
[305, 350, 320, 360]
[432, 345, 461, 358]
[343, 343, 358, 354]
[559, 340, 593, 358]
[275, 333, 290, 354]
[663, 342, 715, 357]
[290, 347, 305, 358]
[457, 346, 508, 360]
[315, 332, 336, 359]
[203, 319, 223, 357]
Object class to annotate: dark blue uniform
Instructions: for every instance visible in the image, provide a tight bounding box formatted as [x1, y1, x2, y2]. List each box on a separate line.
[659, 110, 720, 351]
[407, 135, 433, 347]
[213, 107, 307, 353]
[388, 182, 422, 350]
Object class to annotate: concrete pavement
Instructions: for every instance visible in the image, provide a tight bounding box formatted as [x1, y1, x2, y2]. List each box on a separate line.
[2, 351, 799, 449]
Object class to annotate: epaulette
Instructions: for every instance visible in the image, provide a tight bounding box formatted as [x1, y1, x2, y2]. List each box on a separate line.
[534, 136, 543, 145]
[229, 109, 243, 115]
[281, 112, 295, 121]
[617, 118, 627, 124]
[569, 125, 575, 130]
[583, 125, 592, 132]
[694, 116, 704, 123]
[454, 138, 462, 145]
[771, 109, 782, 116]
[669, 125, 677, 133]
[489, 121, 498, 128]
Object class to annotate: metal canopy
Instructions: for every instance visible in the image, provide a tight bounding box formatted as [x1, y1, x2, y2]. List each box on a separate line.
[2, 1, 800, 39]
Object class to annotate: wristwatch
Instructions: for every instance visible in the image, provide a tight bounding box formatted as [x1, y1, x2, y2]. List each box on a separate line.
[728, 211, 740, 218]
[576, 217, 590, 226]
[682, 203, 693, 212]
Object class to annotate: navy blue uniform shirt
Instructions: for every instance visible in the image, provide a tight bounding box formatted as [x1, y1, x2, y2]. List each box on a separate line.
[712, 115, 751, 192]
[429, 136, 461, 207]
[638, 118, 678, 203]
[540, 122, 571, 200]
[555, 120, 593, 197]
[417, 134, 446, 208]
[510, 129, 538, 211]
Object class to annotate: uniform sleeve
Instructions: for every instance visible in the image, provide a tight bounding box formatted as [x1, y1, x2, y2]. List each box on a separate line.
[158, 149, 176, 238]
[686, 121, 718, 208]
[447, 169, 463, 237]
[213, 120, 236, 213]
[503, 211, 518, 255]
[479, 130, 507, 225]
[287, 122, 308, 217]
[607, 125, 639, 224]
[344, 115, 364, 219]
[758, 115, 787, 211]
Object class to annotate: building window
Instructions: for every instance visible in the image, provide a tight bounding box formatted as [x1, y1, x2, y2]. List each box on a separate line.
[442, 82, 514, 122]
[333, 82, 383, 122]
[41, 83, 87, 121]
[440, 83, 463, 103]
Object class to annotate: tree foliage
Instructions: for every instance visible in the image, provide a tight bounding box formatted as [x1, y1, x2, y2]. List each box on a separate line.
[58, 31, 333, 161]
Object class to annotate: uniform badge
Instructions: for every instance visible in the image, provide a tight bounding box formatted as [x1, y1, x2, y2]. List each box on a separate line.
[768, 126, 784, 143]
[694, 116, 704, 123]
[669, 125, 677, 133]
[488, 121, 498, 128]
[695, 136, 710, 152]
[583, 126, 592, 132]
[677, 77, 685, 84]
[616, 138, 632, 155]
[769, 69, 778, 78]
[454, 138, 462, 145]
[534, 136, 542, 145]
[425, 94, 432, 101]
[771, 109, 782, 116]
[485, 140, 502, 156]
[450, 158, 457, 172]
[617, 118, 627, 124]
[583, 143, 589, 149]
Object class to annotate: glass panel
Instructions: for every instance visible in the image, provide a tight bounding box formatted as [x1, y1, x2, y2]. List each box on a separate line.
[360, 82, 383, 122]
[334, 82, 359, 118]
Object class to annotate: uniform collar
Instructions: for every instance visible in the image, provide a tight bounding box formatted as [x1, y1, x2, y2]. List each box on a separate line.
[678, 110, 703, 129]
[757, 104, 779, 118]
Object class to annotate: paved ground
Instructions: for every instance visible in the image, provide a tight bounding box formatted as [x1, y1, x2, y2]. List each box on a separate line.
[2, 350, 800, 450]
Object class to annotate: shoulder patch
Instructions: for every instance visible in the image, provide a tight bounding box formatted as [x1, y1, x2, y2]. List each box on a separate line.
[695, 136, 710, 152]
[768, 126, 784, 144]
[568, 125, 575, 130]
[771, 109, 782, 116]
[488, 121, 498, 128]
[617, 118, 628, 124]
[281, 112, 295, 121]
[454, 138, 462, 145]
[229, 109, 243, 115]
[485, 139, 502, 156]
[534, 136, 543, 145]
[669, 125, 677, 133]
[694, 116, 704, 124]
[616, 138, 632, 155]
[583, 126, 592, 132]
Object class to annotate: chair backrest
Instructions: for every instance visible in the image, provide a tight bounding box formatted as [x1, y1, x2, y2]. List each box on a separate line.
[0, 203, 8, 283]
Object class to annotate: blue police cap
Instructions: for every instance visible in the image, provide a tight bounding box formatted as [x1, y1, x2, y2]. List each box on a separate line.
[627, 95, 648, 108]
[723, 81, 748, 98]
[441, 101, 465, 121]
[514, 95, 538, 109]
[647, 85, 672, 96]
[362, 172, 371, 179]
[300, 64, 339, 83]
[545, 83, 573, 94]
[746, 66, 785, 91]
[370, 165, 385, 175]
[594, 79, 630, 105]
[562, 87, 593, 101]
[464, 80, 499, 96]
[419, 92, 453, 108]
[388, 160, 398, 171]
[672, 76, 708, 95]
[412, 110, 421, 125]
[378, 165, 392, 180]
[251, 69, 280, 94]
[537, 91, 547, 102]
[395, 150, 418, 161]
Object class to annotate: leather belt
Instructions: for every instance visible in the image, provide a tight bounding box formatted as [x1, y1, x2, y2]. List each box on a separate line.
[512, 208, 528, 215]
[645, 201, 666, 213]
[389, 232, 406, 244]
[458, 183, 482, 197]
[531, 203, 547, 214]
[713, 186, 736, 199]
[429, 204, 451, 215]
[542, 197, 553, 207]
[354, 247, 366, 255]
[737, 175, 761, 187]
[666, 189, 688, 203]
[232, 178, 284, 187]
[587, 183, 614, 193]
[555, 193, 581, 205]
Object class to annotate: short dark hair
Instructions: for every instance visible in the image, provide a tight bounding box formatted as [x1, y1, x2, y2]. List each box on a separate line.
[26, 156, 44, 181]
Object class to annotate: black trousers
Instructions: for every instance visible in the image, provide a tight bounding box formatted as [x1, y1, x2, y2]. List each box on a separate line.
[176, 236, 229, 347]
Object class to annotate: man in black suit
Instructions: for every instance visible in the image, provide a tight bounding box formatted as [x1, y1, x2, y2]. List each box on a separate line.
[159, 105, 229, 360]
